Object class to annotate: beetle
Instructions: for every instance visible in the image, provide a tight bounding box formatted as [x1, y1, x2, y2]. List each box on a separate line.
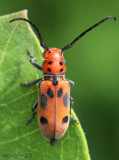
[10, 16, 116, 146]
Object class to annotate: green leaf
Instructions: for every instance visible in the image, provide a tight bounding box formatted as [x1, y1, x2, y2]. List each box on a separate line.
[0, 10, 91, 160]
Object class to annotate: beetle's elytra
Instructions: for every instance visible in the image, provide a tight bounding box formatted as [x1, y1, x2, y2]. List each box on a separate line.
[10, 16, 116, 146]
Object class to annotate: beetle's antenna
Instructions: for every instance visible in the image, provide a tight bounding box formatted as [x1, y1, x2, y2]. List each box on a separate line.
[62, 16, 116, 51]
[10, 18, 48, 50]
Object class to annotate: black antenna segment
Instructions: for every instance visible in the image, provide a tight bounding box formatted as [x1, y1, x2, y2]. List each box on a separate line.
[10, 18, 48, 50]
[62, 16, 116, 51]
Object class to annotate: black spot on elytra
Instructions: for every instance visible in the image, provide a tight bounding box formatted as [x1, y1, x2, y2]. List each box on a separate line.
[40, 94, 47, 108]
[63, 116, 68, 123]
[59, 62, 63, 65]
[47, 88, 54, 98]
[63, 93, 69, 107]
[60, 68, 63, 72]
[40, 116, 48, 124]
[57, 88, 63, 97]
[47, 68, 51, 72]
[52, 80, 58, 86]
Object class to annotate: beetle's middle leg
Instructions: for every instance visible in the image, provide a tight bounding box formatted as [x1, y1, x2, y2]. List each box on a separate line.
[21, 78, 42, 87]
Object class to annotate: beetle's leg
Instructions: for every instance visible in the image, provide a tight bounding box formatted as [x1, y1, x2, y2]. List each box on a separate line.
[26, 101, 38, 125]
[70, 97, 78, 124]
[27, 50, 42, 70]
[26, 112, 37, 125]
[32, 101, 38, 112]
[66, 79, 75, 86]
[70, 96, 74, 108]
[70, 115, 78, 124]
[21, 78, 42, 87]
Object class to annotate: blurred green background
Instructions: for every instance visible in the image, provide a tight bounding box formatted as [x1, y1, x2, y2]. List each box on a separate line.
[0, 0, 119, 160]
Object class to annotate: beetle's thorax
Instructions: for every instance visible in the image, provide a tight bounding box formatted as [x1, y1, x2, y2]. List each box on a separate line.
[41, 48, 66, 74]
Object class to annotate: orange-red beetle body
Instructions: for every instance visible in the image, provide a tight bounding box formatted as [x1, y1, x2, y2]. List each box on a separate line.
[38, 48, 71, 145]
[10, 16, 116, 146]
[42, 48, 66, 74]
[38, 78, 70, 144]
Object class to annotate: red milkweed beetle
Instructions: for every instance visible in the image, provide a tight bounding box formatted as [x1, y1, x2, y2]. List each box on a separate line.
[10, 16, 116, 146]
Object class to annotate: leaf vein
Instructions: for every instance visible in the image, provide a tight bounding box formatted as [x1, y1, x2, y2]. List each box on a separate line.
[0, 23, 18, 67]
[0, 128, 39, 145]
[0, 89, 37, 107]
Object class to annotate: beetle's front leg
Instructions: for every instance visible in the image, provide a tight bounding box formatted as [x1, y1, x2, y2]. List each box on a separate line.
[27, 50, 42, 70]
[21, 78, 42, 87]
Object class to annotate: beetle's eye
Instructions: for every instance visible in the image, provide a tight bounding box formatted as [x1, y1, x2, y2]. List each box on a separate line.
[48, 50, 51, 53]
